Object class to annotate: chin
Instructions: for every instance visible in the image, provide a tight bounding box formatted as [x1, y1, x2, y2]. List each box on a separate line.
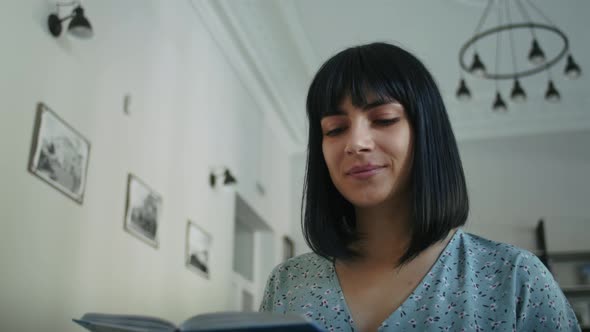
[343, 191, 391, 208]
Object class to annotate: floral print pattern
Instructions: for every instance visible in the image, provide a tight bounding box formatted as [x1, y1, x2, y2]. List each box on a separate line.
[260, 229, 580, 331]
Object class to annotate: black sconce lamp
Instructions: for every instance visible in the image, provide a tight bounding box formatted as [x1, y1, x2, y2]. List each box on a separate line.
[209, 168, 237, 188]
[48, 1, 93, 39]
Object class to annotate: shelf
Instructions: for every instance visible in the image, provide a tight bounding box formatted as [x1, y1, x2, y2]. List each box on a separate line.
[562, 285, 590, 292]
[548, 251, 590, 261]
[561, 285, 590, 298]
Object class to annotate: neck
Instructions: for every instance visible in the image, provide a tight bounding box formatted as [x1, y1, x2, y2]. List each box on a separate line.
[351, 195, 412, 266]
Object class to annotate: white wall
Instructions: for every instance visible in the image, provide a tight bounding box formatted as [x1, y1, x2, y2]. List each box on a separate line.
[460, 129, 590, 251]
[0, 1, 293, 331]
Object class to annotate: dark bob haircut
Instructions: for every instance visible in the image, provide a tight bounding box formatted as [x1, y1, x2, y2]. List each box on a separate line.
[302, 42, 469, 265]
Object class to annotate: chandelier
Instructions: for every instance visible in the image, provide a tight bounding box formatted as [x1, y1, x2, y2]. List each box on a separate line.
[456, 0, 582, 111]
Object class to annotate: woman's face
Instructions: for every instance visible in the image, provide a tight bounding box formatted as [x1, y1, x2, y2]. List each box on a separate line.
[320, 95, 414, 208]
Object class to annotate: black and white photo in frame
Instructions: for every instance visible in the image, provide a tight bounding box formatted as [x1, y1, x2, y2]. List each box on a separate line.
[185, 220, 212, 278]
[124, 174, 162, 248]
[28, 102, 91, 204]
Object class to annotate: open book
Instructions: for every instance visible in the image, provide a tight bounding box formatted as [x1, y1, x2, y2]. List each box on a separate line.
[73, 311, 325, 332]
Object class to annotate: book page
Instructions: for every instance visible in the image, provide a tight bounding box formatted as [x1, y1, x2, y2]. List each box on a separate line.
[76, 313, 176, 332]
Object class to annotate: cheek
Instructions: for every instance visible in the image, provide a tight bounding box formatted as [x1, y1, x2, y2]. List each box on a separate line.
[321, 142, 332, 168]
[387, 127, 413, 159]
[392, 130, 414, 172]
[322, 141, 340, 175]
[393, 140, 411, 158]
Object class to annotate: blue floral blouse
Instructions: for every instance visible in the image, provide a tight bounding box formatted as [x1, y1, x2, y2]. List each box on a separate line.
[260, 229, 580, 331]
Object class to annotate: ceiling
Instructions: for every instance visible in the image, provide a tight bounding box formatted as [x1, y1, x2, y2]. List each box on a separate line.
[192, 0, 590, 153]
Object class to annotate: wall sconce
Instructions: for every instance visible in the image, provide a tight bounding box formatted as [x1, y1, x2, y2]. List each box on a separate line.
[48, 1, 93, 39]
[209, 167, 237, 188]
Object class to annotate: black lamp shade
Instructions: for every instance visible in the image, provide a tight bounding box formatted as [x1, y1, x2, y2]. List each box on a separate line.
[492, 92, 507, 111]
[469, 53, 486, 77]
[528, 39, 546, 65]
[510, 79, 527, 103]
[456, 79, 471, 101]
[564, 55, 582, 79]
[223, 169, 237, 186]
[545, 80, 560, 102]
[68, 6, 93, 39]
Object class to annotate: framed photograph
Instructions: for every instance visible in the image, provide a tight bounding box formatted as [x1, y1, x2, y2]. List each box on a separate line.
[283, 236, 295, 262]
[28, 102, 91, 204]
[124, 174, 162, 248]
[185, 220, 212, 278]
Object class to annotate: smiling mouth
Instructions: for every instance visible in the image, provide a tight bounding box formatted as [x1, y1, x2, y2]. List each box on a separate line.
[346, 166, 385, 179]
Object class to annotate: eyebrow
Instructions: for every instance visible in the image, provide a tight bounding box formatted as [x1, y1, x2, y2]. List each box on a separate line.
[321, 99, 398, 118]
[362, 100, 394, 110]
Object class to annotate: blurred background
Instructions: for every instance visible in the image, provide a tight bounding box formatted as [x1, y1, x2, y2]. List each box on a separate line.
[1, 0, 589, 331]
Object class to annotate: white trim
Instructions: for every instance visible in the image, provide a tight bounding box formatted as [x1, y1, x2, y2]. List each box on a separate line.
[275, 1, 319, 79]
[188, 0, 303, 152]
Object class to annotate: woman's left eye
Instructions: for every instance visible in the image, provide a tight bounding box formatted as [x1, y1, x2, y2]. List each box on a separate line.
[374, 118, 399, 126]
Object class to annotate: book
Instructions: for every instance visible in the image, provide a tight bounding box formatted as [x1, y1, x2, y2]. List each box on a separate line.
[73, 311, 326, 332]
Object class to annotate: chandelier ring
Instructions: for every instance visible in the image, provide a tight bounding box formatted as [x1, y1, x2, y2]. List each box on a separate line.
[459, 23, 569, 80]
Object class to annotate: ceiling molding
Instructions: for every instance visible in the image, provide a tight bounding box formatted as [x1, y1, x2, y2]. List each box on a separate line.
[188, 0, 303, 151]
[190, 0, 588, 148]
[452, 0, 489, 7]
[275, 1, 318, 79]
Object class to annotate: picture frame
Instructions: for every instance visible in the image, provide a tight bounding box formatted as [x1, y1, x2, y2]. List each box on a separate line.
[28, 102, 91, 204]
[282, 235, 295, 262]
[185, 220, 212, 279]
[123, 174, 162, 248]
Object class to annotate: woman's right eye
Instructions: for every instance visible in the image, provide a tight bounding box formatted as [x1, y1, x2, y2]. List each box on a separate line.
[325, 127, 345, 137]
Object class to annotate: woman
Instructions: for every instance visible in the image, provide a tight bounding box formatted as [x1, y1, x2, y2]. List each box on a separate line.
[260, 43, 579, 331]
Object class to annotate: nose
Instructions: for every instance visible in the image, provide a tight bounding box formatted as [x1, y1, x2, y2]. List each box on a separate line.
[344, 121, 374, 155]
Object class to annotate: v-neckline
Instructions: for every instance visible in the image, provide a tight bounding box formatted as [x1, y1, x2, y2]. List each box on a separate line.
[329, 229, 462, 332]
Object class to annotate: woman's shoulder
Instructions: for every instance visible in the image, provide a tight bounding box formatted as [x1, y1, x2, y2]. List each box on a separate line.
[261, 252, 334, 301]
[270, 252, 333, 277]
[260, 252, 338, 313]
[456, 228, 549, 277]
[458, 228, 538, 259]
[455, 231, 580, 330]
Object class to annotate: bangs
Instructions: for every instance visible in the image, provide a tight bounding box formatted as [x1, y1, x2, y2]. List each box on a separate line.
[308, 45, 413, 120]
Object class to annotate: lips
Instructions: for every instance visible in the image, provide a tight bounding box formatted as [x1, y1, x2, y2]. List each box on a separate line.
[346, 164, 385, 179]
